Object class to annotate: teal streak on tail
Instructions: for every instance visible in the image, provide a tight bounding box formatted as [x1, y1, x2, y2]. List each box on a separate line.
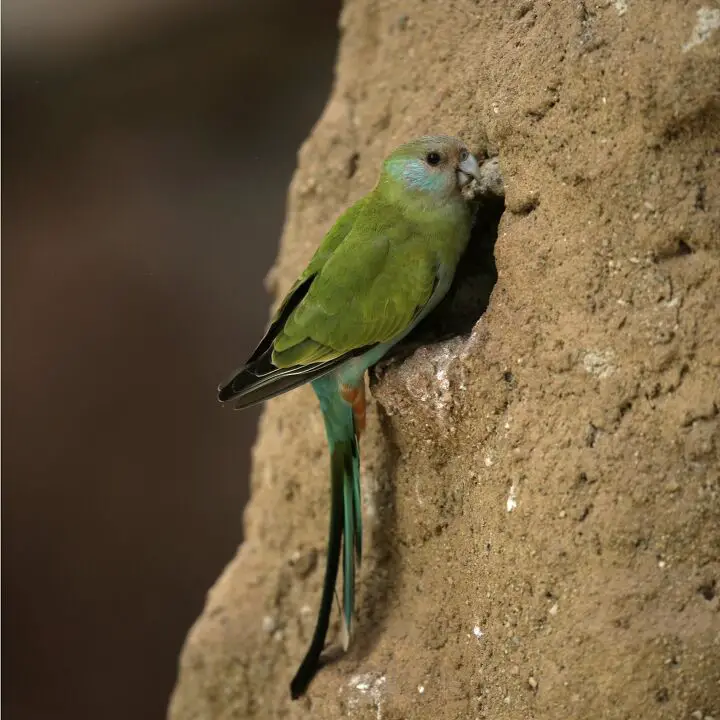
[290, 372, 362, 699]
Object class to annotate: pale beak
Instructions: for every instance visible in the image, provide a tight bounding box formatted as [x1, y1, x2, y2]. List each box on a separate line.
[457, 152, 481, 187]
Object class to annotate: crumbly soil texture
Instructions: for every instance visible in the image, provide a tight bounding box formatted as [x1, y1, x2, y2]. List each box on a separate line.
[169, 1, 720, 718]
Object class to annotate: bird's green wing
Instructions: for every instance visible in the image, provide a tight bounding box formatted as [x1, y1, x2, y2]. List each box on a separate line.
[272, 203, 439, 368]
[219, 197, 441, 406]
[218, 196, 370, 405]
[254, 195, 370, 355]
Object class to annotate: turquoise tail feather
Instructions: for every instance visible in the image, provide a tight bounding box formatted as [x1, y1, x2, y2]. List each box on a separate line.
[290, 374, 362, 698]
[351, 440, 362, 566]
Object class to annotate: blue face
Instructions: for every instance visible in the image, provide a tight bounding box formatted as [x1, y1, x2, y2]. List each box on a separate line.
[386, 156, 451, 194]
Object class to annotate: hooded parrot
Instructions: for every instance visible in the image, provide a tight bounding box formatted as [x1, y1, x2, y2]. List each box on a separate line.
[218, 135, 482, 698]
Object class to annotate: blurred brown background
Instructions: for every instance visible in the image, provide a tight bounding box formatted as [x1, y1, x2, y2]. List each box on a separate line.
[2, 1, 340, 718]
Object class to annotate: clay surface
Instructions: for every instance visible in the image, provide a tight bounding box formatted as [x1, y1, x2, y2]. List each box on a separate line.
[169, 1, 720, 717]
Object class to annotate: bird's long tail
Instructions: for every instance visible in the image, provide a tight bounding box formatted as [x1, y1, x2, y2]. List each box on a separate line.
[290, 376, 363, 699]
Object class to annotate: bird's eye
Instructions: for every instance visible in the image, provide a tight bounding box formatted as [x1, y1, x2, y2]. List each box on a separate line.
[459, 150, 469, 162]
[426, 151, 442, 166]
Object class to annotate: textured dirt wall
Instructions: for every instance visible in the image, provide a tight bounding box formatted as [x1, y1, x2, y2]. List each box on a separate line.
[169, 1, 720, 718]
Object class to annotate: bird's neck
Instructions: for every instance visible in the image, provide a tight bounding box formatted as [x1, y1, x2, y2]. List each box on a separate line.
[375, 176, 471, 224]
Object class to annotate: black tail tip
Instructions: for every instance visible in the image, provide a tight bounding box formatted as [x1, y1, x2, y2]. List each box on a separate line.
[290, 658, 320, 700]
[290, 673, 310, 700]
[290, 680, 306, 701]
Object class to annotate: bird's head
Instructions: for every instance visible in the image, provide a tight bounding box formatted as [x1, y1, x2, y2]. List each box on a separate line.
[380, 135, 481, 207]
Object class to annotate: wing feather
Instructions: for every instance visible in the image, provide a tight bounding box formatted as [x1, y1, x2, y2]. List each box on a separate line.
[219, 195, 440, 406]
[272, 210, 439, 367]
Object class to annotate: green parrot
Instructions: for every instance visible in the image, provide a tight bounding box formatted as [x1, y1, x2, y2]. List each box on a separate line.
[218, 135, 481, 698]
